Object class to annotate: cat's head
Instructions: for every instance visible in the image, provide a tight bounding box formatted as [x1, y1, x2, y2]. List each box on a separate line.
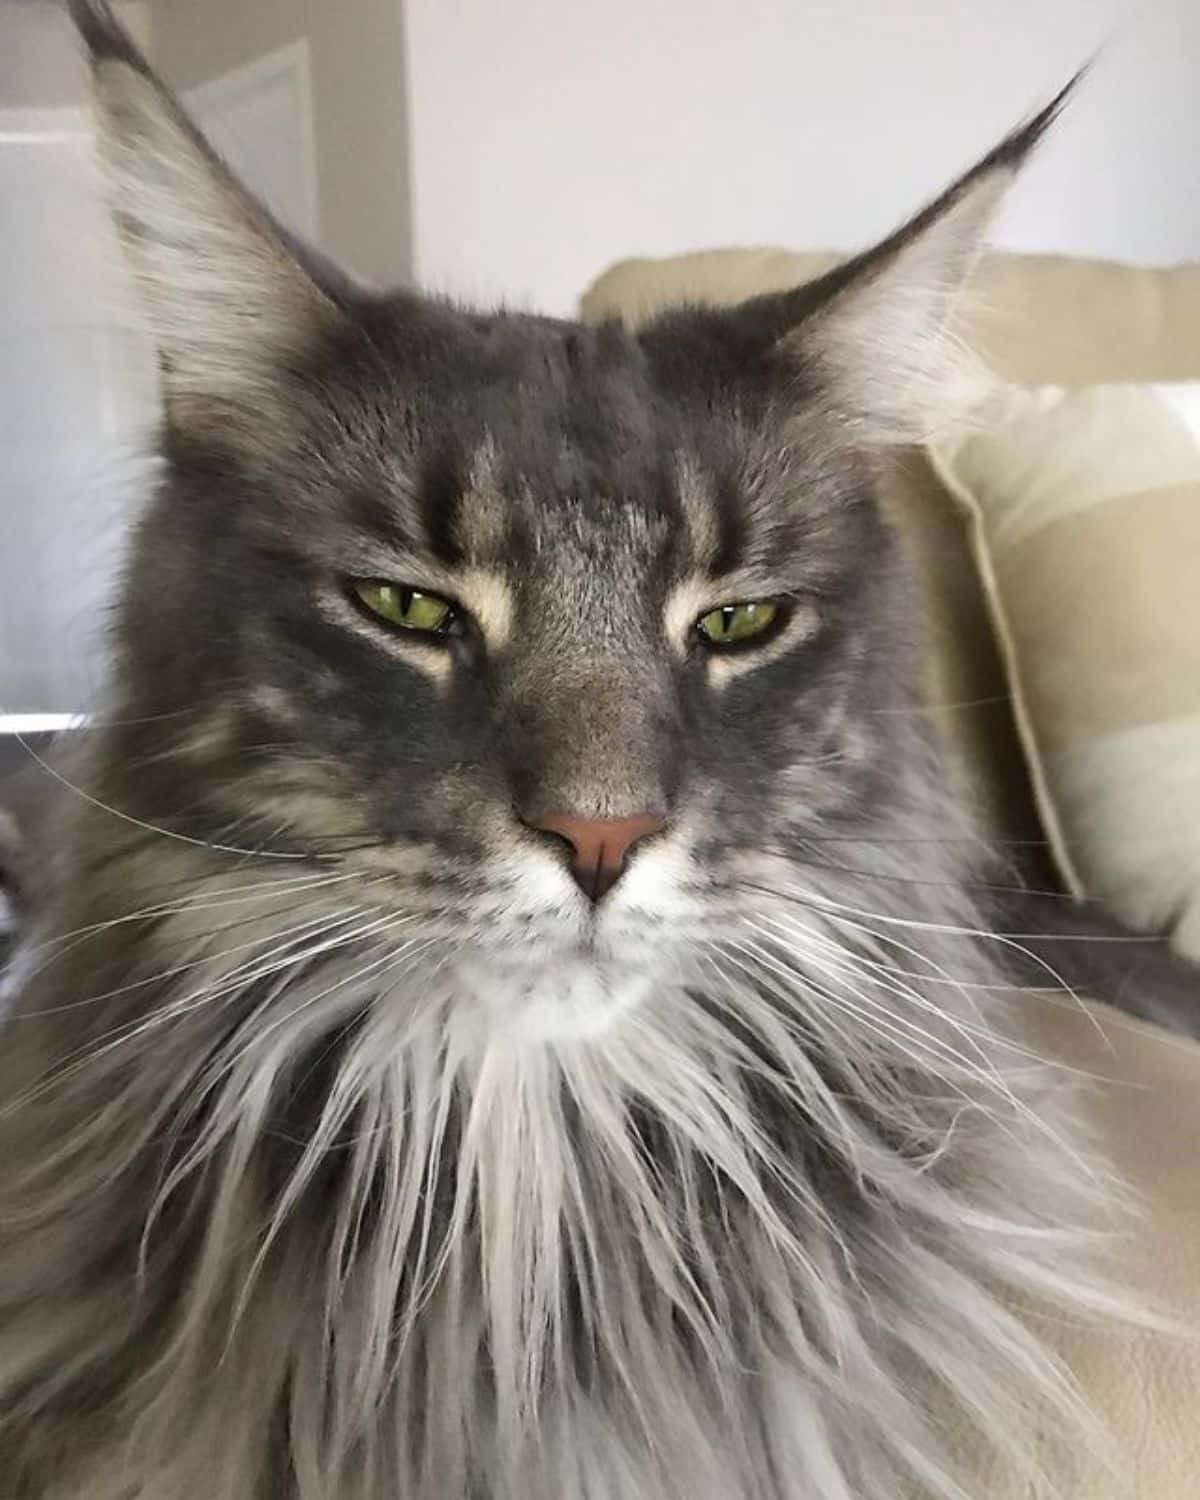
[74, 2, 1066, 1039]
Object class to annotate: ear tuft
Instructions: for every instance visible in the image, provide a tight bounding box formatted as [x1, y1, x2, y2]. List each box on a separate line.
[774, 74, 1085, 445]
[68, 0, 150, 69]
[69, 0, 337, 427]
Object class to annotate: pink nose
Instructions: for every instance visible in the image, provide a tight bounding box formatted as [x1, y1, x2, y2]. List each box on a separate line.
[533, 812, 666, 902]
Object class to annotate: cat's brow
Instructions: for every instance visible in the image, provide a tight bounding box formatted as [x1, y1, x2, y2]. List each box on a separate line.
[674, 455, 721, 567]
[674, 455, 751, 575]
[451, 439, 510, 560]
[345, 489, 415, 552]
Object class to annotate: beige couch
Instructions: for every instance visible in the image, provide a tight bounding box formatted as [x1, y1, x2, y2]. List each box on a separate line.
[581, 249, 1200, 1495]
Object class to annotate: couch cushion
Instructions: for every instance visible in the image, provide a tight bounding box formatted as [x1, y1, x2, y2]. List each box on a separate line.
[932, 382, 1200, 962]
[581, 248, 1200, 386]
[946, 994, 1200, 1499]
[581, 248, 838, 329]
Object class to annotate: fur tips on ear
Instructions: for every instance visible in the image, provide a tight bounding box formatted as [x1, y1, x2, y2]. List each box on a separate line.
[67, 0, 151, 70]
[68, 0, 337, 426]
[775, 75, 1084, 445]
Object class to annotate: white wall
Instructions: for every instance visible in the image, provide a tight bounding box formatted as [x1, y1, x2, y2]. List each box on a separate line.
[151, 0, 414, 285]
[405, 0, 1200, 317]
[1, 3, 158, 716]
[0, 1, 150, 107]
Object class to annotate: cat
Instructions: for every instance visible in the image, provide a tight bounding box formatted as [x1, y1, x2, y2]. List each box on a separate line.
[0, 4, 1184, 1498]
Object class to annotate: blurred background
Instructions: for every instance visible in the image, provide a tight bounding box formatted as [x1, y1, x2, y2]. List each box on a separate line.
[1, 0, 1198, 719]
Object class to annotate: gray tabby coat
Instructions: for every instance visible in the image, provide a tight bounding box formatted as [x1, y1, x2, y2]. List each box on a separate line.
[0, 6, 1148, 1498]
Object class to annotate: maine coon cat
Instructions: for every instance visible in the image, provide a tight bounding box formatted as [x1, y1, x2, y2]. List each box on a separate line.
[0, 5, 1170, 1497]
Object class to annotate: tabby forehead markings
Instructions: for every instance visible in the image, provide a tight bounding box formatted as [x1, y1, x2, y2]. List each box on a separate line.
[674, 454, 722, 568]
[451, 437, 509, 560]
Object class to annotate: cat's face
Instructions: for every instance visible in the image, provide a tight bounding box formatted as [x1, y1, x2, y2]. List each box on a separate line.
[120, 296, 903, 1035]
[83, 19, 1050, 1037]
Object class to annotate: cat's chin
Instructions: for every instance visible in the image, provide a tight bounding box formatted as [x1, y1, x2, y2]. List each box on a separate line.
[450, 939, 664, 1044]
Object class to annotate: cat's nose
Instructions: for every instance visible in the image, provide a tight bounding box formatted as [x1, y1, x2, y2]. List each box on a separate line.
[530, 812, 666, 902]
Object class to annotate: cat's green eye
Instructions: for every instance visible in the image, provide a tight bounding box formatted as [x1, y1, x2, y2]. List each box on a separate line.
[696, 600, 780, 647]
[351, 580, 457, 636]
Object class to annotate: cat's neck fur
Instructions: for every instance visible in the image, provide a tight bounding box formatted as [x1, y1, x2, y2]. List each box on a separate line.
[0, 749, 1114, 1500]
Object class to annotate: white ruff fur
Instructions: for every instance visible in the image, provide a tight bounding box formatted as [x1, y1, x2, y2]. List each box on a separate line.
[0, 838, 1136, 1500]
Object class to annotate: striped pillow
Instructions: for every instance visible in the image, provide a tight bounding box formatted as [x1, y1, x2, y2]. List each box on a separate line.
[932, 383, 1200, 962]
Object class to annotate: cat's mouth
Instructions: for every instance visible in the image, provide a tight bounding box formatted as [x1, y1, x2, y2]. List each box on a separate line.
[356, 828, 710, 1039]
[428, 878, 699, 1040]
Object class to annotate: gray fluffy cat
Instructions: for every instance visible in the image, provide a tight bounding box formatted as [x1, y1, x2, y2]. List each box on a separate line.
[2, 5, 1190, 1498]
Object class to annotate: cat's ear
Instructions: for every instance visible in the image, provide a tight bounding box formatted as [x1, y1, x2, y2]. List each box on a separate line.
[70, 0, 342, 427]
[757, 81, 1080, 443]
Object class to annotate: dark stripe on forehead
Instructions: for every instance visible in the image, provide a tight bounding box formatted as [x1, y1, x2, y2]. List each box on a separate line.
[344, 489, 412, 550]
[710, 472, 748, 576]
[418, 445, 466, 565]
